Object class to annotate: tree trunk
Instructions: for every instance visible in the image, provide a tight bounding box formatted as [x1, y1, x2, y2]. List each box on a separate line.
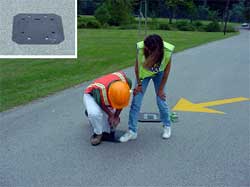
[169, 7, 173, 24]
[224, 0, 230, 35]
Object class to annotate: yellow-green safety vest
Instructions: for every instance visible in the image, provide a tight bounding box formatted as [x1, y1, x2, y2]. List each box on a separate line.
[137, 41, 175, 80]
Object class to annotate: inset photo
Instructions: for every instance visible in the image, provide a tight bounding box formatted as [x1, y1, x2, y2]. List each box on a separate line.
[0, 0, 77, 58]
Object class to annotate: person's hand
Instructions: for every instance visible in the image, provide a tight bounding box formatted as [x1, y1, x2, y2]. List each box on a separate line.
[133, 85, 142, 96]
[157, 89, 166, 101]
[108, 114, 120, 127]
[108, 114, 115, 125]
[112, 116, 120, 128]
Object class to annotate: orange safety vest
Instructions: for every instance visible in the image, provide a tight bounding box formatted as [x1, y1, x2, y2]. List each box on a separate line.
[84, 71, 128, 107]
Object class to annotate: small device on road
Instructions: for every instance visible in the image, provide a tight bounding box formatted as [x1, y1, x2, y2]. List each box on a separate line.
[12, 13, 65, 44]
[138, 112, 179, 123]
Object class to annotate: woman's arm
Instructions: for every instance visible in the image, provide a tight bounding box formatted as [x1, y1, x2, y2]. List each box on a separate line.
[135, 50, 141, 85]
[133, 51, 143, 96]
[158, 59, 172, 100]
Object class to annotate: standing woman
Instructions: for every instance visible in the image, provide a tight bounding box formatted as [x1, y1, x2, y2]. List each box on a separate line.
[119, 34, 175, 142]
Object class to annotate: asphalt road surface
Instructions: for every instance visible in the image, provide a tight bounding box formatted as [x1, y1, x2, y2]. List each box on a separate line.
[1, 30, 250, 186]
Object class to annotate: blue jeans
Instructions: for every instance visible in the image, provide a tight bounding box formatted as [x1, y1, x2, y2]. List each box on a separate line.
[128, 71, 171, 133]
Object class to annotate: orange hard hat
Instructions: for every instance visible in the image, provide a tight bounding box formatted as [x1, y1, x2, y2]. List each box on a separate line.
[108, 81, 130, 109]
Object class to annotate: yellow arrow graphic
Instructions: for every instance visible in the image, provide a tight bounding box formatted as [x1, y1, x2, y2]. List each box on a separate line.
[172, 97, 250, 114]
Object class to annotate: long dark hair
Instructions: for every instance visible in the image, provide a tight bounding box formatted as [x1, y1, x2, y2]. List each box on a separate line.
[143, 34, 164, 69]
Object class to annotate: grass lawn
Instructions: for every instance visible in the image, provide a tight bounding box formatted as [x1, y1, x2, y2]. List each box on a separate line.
[0, 29, 238, 111]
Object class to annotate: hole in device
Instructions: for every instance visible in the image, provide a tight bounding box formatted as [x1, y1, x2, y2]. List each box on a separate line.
[34, 18, 41, 20]
[51, 32, 55, 34]
[45, 36, 49, 40]
[50, 18, 54, 21]
[21, 32, 25, 34]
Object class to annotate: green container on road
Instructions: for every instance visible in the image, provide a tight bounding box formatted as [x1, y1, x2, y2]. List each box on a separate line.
[170, 112, 179, 123]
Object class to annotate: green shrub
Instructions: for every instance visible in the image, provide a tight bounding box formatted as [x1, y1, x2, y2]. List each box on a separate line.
[106, 0, 133, 26]
[78, 17, 87, 28]
[119, 24, 137, 29]
[77, 16, 102, 29]
[78, 16, 99, 29]
[221, 25, 236, 32]
[179, 24, 196, 31]
[149, 18, 160, 30]
[86, 20, 101, 28]
[175, 20, 189, 28]
[102, 23, 110, 29]
[196, 25, 206, 32]
[192, 21, 205, 31]
[78, 16, 96, 23]
[78, 21, 87, 28]
[159, 23, 171, 30]
[174, 21, 195, 31]
[193, 21, 203, 27]
[175, 21, 196, 31]
[94, 3, 111, 25]
[205, 21, 221, 32]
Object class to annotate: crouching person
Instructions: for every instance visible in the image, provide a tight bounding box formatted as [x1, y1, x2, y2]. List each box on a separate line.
[83, 71, 132, 146]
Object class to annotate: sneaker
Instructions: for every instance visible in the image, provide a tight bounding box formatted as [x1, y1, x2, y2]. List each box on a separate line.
[90, 134, 102, 146]
[119, 130, 137, 142]
[162, 126, 171, 139]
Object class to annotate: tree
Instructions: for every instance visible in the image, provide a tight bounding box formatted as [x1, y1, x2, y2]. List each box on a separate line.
[230, 0, 245, 22]
[165, 0, 185, 24]
[78, 0, 105, 15]
[106, 0, 133, 26]
[197, 5, 209, 20]
[78, 0, 95, 15]
[208, 9, 219, 22]
[94, 2, 111, 25]
[244, 6, 250, 23]
[94, 0, 133, 26]
[184, 0, 198, 23]
[223, 0, 230, 35]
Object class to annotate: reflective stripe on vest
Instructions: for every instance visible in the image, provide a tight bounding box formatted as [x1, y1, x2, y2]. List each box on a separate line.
[85, 71, 128, 106]
[112, 72, 126, 82]
[137, 41, 175, 80]
[88, 83, 110, 106]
